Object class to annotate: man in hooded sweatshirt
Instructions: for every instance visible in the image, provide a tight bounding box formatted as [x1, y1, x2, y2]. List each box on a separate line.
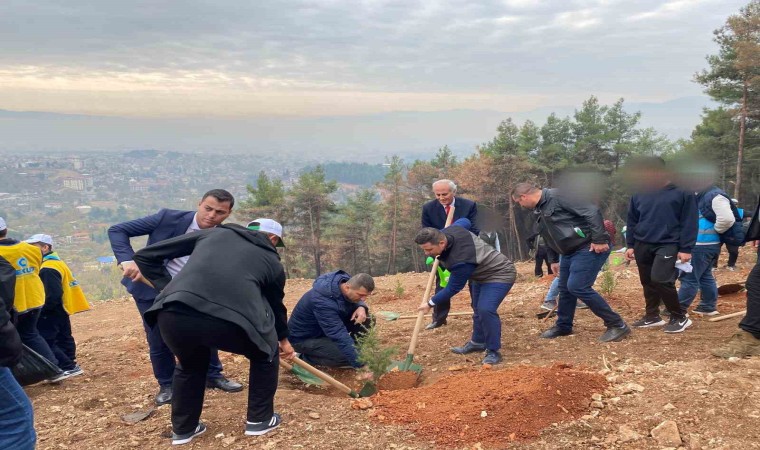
[133, 218, 294, 445]
[288, 271, 375, 368]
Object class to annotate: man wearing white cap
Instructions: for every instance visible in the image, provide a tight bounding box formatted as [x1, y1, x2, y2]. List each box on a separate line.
[26, 234, 90, 381]
[0, 218, 59, 368]
[133, 218, 293, 444]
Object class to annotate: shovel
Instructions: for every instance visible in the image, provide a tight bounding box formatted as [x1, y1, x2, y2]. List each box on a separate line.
[280, 357, 375, 398]
[389, 205, 456, 374]
[279, 359, 324, 386]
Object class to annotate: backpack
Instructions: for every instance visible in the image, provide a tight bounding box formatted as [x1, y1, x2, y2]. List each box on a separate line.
[698, 188, 746, 246]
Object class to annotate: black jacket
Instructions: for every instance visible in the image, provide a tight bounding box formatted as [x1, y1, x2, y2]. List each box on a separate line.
[0, 255, 22, 367]
[534, 188, 609, 256]
[421, 197, 480, 235]
[134, 224, 288, 360]
[626, 183, 698, 252]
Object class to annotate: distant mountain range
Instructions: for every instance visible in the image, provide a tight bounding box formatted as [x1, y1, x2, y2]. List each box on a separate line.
[0, 96, 714, 163]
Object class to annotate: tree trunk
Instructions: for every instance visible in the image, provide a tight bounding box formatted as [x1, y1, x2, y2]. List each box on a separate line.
[735, 80, 748, 200]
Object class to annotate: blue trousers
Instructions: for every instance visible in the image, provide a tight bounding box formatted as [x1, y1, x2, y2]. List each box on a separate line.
[16, 308, 59, 367]
[134, 298, 224, 386]
[469, 282, 513, 351]
[545, 276, 560, 302]
[678, 245, 719, 312]
[0, 367, 36, 450]
[556, 249, 625, 332]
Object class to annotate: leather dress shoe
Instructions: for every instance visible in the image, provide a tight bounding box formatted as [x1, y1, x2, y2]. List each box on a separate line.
[155, 385, 172, 405]
[451, 341, 486, 355]
[540, 326, 573, 339]
[206, 377, 244, 392]
[599, 324, 631, 342]
[425, 320, 446, 330]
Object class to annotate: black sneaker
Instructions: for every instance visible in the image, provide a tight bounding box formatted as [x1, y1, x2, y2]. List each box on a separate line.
[631, 316, 666, 328]
[245, 413, 282, 436]
[172, 421, 207, 445]
[664, 316, 692, 333]
[599, 324, 631, 342]
[540, 326, 573, 339]
[482, 350, 502, 365]
[451, 341, 486, 355]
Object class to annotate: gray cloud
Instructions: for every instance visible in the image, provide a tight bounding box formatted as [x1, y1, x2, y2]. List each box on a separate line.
[0, 0, 747, 102]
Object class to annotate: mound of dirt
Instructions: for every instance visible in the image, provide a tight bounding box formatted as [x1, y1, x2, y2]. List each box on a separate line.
[378, 370, 420, 391]
[373, 364, 606, 447]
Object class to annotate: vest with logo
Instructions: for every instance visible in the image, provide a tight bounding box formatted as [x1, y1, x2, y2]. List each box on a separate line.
[696, 188, 727, 246]
[0, 242, 45, 313]
[42, 253, 91, 315]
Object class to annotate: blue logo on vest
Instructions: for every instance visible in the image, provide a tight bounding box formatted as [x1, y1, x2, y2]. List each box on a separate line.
[16, 257, 35, 275]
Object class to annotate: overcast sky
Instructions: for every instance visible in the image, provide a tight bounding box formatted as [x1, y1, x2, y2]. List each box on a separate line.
[0, 0, 747, 118]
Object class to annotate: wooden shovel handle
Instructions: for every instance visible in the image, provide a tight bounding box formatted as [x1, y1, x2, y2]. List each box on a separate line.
[708, 310, 746, 322]
[289, 357, 355, 396]
[397, 311, 472, 320]
[407, 205, 456, 356]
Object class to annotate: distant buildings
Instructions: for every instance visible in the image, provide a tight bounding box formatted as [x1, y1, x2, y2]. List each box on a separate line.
[63, 175, 94, 191]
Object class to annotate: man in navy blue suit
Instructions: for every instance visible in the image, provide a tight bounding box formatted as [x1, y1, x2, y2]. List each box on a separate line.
[420, 179, 479, 329]
[108, 189, 243, 405]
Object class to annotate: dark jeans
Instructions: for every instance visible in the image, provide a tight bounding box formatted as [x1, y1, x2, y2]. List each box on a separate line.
[432, 275, 451, 324]
[134, 297, 224, 386]
[157, 308, 278, 434]
[291, 318, 372, 367]
[0, 367, 36, 450]
[16, 308, 58, 367]
[37, 309, 77, 371]
[740, 262, 760, 339]
[534, 246, 553, 277]
[633, 242, 684, 318]
[556, 249, 625, 332]
[713, 243, 740, 268]
[469, 282, 512, 351]
[679, 245, 719, 312]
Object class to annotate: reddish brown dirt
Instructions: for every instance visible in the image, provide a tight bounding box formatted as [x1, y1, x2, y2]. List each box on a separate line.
[378, 370, 421, 391]
[373, 364, 606, 447]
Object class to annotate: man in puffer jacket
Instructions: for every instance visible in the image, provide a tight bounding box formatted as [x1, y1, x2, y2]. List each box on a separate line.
[288, 271, 375, 368]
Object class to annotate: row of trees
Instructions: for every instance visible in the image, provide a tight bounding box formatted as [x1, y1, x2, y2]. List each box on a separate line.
[240, 1, 758, 279]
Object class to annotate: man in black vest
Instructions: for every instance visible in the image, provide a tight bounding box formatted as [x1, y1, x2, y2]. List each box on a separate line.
[420, 179, 479, 330]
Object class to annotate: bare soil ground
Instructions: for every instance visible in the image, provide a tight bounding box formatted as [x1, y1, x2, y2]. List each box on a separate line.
[27, 252, 760, 450]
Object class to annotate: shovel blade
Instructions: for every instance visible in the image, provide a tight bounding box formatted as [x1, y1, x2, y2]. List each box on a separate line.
[388, 354, 423, 374]
[358, 381, 378, 397]
[378, 311, 401, 321]
[290, 364, 324, 386]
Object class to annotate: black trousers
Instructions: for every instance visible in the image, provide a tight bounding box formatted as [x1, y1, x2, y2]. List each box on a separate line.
[292, 317, 371, 367]
[740, 263, 760, 339]
[713, 243, 740, 268]
[157, 307, 278, 434]
[37, 309, 77, 371]
[633, 242, 685, 318]
[534, 246, 553, 277]
[431, 276, 450, 323]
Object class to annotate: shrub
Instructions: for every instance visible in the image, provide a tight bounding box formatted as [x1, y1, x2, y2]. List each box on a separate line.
[355, 324, 398, 384]
[599, 267, 617, 297]
[394, 277, 405, 298]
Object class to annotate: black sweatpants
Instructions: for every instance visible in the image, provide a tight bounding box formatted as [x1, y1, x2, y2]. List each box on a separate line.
[633, 242, 685, 318]
[713, 243, 740, 268]
[534, 245, 553, 277]
[292, 317, 372, 367]
[740, 263, 760, 339]
[156, 307, 278, 434]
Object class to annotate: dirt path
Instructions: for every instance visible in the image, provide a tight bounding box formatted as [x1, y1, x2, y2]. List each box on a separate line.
[26, 256, 760, 449]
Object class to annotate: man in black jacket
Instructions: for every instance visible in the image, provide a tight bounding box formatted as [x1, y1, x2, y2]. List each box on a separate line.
[134, 219, 294, 445]
[0, 255, 37, 450]
[421, 179, 479, 330]
[625, 157, 698, 333]
[513, 183, 630, 342]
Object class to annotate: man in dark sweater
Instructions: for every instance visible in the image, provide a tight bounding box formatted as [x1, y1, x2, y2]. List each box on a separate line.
[625, 157, 698, 333]
[416, 218, 516, 365]
[288, 271, 374, 368]
[0, 255, 36, 450]
[134, 219, 294, 445]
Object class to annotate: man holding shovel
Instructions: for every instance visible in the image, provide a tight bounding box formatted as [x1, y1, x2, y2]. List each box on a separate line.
[415, 218, 516, 365]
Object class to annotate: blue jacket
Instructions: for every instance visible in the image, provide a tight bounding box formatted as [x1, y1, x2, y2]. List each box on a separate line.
[421, 197, 479, 235]
[108, 209, 195, 301]
[626, 184, 698, 253]
[287, 271, 368, 368]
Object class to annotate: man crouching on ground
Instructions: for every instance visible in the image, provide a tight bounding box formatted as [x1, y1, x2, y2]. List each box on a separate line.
[415, 218, 516, 365]
[288, 271, 374, 368]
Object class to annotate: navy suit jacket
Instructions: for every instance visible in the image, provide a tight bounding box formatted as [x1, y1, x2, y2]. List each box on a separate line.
[421, 197, 479, 235]
[108, 209, 195, 301]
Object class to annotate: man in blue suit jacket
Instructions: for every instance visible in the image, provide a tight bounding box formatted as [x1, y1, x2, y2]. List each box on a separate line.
[420, 179, 479, 329]
[108, 189, 243, 405]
